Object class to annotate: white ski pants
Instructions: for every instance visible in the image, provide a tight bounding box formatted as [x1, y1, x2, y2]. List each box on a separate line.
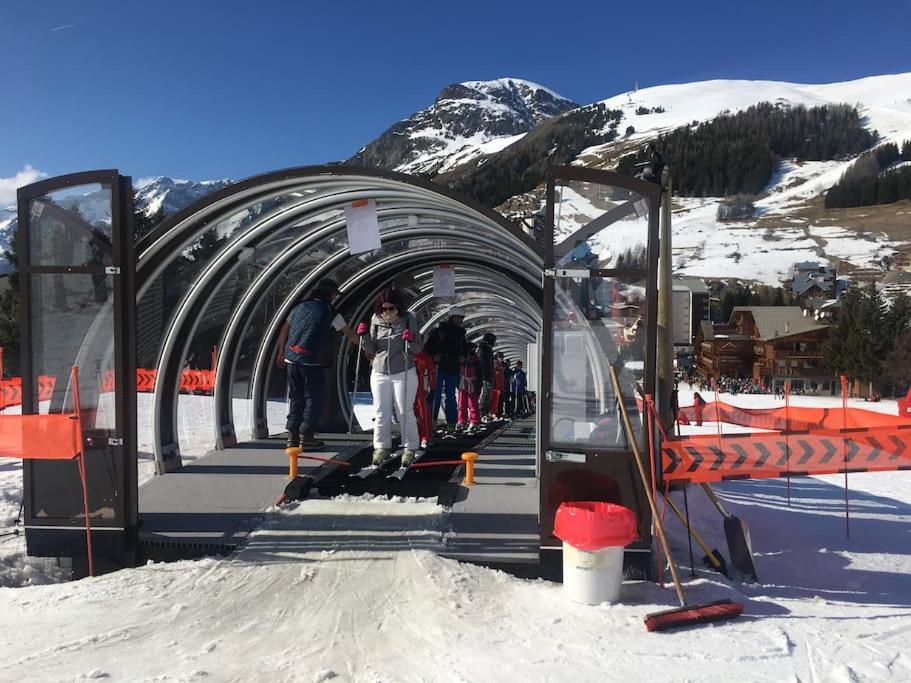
[370, 368, 419, 450]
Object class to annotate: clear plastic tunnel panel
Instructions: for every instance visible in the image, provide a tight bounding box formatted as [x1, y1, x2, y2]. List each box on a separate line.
[547, 177, 652, 450]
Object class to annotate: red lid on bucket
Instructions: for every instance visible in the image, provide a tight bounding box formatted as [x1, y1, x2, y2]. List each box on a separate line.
[553, 501, 638, 551]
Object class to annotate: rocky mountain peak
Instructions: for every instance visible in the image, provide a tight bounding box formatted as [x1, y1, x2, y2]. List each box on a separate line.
[349, 78, 578, 177]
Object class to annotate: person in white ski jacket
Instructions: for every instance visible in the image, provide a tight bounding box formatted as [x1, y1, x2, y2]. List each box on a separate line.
[359, 288, 424, 466]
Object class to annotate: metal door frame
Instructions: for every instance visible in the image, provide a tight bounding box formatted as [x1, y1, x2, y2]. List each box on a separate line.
[538, 165, 662, 555]
[18, 170, 138, 565]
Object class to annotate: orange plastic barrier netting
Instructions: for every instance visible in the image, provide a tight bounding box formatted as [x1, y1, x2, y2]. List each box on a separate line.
[677, 401, 911, 432]
[0, 413, 81, 460]
[662, 427, 911, 483]
[1, 370, 215, 407]
[0, 376, 58, 408]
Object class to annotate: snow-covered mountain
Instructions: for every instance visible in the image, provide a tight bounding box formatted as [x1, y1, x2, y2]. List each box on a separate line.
[362, 72, 909, 286]
[349, 78, 578, 176]
[3, 73, 910, 287]
[135, 176, 233, 217]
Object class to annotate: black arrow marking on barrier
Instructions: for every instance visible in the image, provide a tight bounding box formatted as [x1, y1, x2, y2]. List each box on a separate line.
[774, 441, 790, 467]
[887, 435, 906, 461]
[755, 442, 772, 469]
[820, 439, 838, 464]
[731, 444, 749, 470]
[846, 439, 860, 462]
[866, 436, 884, 463]
[684, 446, 704, 473]
[797, 440, 814, 466]
[663, 447, 681, 473]
[708, 446, 725, 470]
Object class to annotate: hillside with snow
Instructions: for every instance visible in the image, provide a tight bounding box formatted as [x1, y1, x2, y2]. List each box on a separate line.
[351, 72, 911, 286]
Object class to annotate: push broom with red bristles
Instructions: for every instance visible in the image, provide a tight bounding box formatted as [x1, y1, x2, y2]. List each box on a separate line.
[609, 366, 743, 632]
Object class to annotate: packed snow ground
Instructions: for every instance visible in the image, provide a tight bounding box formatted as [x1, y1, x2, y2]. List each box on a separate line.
[1, 392, 910, 681]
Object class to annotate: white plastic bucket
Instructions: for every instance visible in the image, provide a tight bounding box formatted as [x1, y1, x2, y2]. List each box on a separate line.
[562, 541, 625, 604]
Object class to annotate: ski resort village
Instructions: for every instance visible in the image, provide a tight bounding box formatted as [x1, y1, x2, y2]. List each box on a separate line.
[2, 3, 911, 681]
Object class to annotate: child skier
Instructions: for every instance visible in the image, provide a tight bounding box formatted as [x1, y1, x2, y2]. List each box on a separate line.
[457, 342, 481, 434]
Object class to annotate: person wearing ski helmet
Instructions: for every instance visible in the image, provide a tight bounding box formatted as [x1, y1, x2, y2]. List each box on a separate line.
[359, 289, 424, 467]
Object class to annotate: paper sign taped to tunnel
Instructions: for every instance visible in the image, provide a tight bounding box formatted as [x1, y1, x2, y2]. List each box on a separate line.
[433, 265, 455, 298]
[345, 199, 381, 255]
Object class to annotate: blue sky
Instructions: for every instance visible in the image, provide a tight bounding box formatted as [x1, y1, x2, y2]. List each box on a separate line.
[2, 0, 910, 191]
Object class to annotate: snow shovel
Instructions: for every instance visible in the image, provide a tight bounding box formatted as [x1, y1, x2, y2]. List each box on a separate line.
[662, 494, 729, 577]
[701, 483, 758, 582]
[610, 366, 742, 632]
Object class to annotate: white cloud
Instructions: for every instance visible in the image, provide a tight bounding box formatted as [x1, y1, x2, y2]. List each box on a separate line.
[0, 165, 48, 206]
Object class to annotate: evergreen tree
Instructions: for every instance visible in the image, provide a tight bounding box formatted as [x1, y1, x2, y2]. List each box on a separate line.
[884, 330, 911, 394]
[856, 284, 889, 393]
[824, 286, 864, 380]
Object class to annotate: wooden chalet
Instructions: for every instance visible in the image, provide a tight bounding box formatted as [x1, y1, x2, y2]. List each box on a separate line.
[696, 306, 834, 393]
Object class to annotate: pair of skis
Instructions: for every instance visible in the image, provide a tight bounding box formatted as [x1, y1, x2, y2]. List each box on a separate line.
[349, 449, 426, 480]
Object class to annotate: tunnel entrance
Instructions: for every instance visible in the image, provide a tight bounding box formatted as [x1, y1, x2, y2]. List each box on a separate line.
[17, 164, 660, 577]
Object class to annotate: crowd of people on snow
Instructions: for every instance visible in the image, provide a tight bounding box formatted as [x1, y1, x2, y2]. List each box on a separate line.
[277, 280, 534, 468]
[680, 369, 812, 398]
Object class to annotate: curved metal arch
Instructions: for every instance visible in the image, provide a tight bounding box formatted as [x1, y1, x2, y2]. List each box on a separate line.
[421, 304, 539, 345]
[155, 192, 538, 467]
[135, 166, 547, 471]
[212, 215, 541, 449]
[137, 178, 518, 300]
[408, 276, 542, 329]
[152, 190, 471, 467]
[253, 249, 541, 438]
[137, 165, 539, 292]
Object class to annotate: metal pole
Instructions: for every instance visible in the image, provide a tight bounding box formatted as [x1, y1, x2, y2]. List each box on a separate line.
[657, 170, 674, 424]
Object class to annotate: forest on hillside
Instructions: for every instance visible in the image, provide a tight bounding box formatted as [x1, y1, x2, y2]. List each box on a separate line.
[824, 141, 911, 208]
[618, 103, 876, 197]
[439, 103, 623, 208]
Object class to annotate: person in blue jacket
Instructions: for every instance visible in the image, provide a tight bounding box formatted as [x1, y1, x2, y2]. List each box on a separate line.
[510, 360, 528, 415]
[276, 279, 358, 450]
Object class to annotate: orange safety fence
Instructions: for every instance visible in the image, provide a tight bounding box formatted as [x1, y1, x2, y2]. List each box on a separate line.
[8, 368, 217, 403]
[0, 413, 82, 459]
[662, 396, 911, 484]
[0, 366, 94, 576]
[677, 400, 911, 432]
[0, 376, 58, 408]
[661, 427, 911, 483]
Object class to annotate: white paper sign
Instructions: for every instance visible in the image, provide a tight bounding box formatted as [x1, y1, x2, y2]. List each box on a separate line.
[345, 199, 381, 255]
[433, 265, 455, 298]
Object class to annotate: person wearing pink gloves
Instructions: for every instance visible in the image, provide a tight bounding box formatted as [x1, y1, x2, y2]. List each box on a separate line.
[359, 289, 424, 466]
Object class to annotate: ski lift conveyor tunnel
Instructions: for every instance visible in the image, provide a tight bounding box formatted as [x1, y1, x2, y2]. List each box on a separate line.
[18, 163, 662, 577]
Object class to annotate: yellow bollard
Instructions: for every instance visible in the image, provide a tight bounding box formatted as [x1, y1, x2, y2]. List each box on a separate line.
[461, 451, 479, 486]
[285, 446, 301, 478]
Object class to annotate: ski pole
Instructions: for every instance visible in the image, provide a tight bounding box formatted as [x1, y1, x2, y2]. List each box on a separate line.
[348, 335, 364, 436]
[403, 336, 410, 445]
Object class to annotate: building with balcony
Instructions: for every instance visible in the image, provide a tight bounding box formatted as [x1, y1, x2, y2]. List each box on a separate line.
[695, 306, 834, 393]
